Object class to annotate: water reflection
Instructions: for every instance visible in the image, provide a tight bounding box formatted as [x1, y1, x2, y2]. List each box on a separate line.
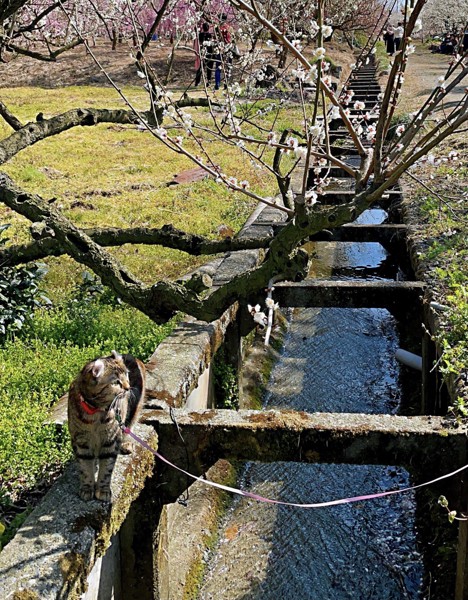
[199, 209, 424, 599]
[200, 464, 422, 600]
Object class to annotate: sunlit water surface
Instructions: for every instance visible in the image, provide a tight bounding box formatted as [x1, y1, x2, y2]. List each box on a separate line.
[199, 209, 424, 600]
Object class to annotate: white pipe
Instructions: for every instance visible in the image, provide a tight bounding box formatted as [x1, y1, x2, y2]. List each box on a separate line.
[395, 349, 422, 371]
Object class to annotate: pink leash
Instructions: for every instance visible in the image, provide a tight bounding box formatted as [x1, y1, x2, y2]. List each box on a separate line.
[124, 426, 468, 509]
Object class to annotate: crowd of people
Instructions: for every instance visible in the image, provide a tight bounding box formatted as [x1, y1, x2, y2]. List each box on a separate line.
[193, 15, 238, 90]
[383, 21, 468, 57]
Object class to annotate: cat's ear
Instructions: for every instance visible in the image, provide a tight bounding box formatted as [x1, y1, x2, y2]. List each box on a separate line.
[91, 359, 105, 379]
[111, 350, 122, 361]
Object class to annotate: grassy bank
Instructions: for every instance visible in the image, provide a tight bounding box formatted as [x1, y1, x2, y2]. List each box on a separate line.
[396, 45, 468, 415]
[0, 84, 273, 294]
[403, 135, 468, 414]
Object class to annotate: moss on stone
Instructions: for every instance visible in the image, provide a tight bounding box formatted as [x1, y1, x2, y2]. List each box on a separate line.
[59, 551, 87, 599]
[181, 460, 238, 600]
[95, 431, 157, 556]
[241, 310, 289, 410]
[12, 592, 40, 600]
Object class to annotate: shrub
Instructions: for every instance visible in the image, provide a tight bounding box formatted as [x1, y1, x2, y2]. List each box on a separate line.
[0, 224, 49, 340]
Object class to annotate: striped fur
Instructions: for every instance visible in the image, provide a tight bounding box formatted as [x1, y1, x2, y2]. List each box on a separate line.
[68, 350, 146, 502]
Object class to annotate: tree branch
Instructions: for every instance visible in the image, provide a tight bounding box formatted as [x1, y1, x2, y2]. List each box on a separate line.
[0, 223, 275, 267]
[140, 0, 171, 53]
[0, 100, 23, 131]
[3, 37, 83, 62]
[0, 170, 206, 322]
[0, 107, 141, 165]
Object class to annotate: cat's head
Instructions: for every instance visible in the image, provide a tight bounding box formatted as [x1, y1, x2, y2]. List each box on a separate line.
[79, 350, 130, 407]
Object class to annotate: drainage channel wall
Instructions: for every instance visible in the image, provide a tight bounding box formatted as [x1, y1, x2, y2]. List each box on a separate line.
[0, 312, 233, 600]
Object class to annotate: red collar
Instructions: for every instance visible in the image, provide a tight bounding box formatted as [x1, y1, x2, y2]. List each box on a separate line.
[79, 394, 104, 415]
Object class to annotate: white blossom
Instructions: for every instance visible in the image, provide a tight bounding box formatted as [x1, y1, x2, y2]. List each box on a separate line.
[267, 131, 278, 145]
[314, 47, 326, 59]
[292, 39, 303, 51]
[366, 125, 376, 141]
[309, 124, 323, 139]
[305, 189, 318, 204]
[248, 304, 268, 328]
[265, 297, 279, 310]
[292, 67, 310, 82]
[294, 146, 308, 160]
[310, 20, 319, 36]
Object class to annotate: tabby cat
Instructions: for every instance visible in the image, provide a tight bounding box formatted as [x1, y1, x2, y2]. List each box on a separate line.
[68, 350, 146, 502]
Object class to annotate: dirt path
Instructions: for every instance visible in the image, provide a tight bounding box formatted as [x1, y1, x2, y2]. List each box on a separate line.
[398, 44, 466, 114]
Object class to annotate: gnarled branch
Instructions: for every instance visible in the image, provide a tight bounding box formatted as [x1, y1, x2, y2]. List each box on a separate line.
[0, 223, 275, 267]
[0, 100, 22, 131]
[0, 107, 141, 165]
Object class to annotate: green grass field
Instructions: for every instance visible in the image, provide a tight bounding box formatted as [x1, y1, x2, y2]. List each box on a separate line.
[0, 83, 281, 533]
[0, 85, 282, 295]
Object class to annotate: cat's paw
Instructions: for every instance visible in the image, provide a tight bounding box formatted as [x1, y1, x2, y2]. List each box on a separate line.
[79, 486, 95, 502]
[95, 488, 112, 503]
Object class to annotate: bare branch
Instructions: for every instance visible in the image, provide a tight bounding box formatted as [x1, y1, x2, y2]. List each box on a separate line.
[0, 108, 141, 165]
[3, 37, 83, 62]
[0, 223, 275, 267]
[0, 99, 23, 131]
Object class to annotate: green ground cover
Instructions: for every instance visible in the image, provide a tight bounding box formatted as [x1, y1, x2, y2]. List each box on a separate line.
[407, 143, 468, 414]
[0, 275, 176, 546]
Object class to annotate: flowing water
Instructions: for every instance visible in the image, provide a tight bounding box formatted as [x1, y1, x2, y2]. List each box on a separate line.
[198, 209, 425, 599]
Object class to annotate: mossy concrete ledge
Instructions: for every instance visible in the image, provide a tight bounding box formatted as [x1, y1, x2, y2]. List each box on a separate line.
[145, 306, 238, 409]
[0, 422, 157, 600]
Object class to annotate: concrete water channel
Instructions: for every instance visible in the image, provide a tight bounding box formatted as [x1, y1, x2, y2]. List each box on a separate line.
[1, 58, 468, 600]
[151, 60, 467, 599]
[195, 206, 441, 600]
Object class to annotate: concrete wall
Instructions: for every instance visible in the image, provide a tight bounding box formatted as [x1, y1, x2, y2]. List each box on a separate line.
[0, 312, 238, 600]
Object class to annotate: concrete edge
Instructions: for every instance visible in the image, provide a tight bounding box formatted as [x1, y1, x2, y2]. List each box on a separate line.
[0, 422, 157, 600]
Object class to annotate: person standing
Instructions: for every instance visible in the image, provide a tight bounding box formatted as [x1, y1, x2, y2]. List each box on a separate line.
[383, 24, 395, 56]
[214, 14, 233, 90]
[394, 22, 404, 52]
[194, 22, 213, 87]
